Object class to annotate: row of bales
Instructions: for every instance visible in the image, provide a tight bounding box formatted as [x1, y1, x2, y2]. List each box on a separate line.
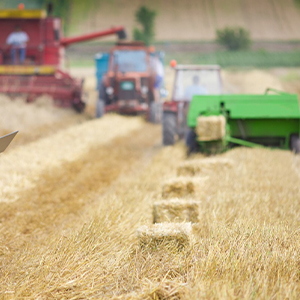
[137, 157, 234, 251]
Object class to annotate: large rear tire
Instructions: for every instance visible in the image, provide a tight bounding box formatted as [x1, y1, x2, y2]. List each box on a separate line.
[185, 129, 198, 155]
[73, 101, 86, 113]
[96, 98, 105, 118]
[290, 134, 300, 154]
[162, 111, 176, 145]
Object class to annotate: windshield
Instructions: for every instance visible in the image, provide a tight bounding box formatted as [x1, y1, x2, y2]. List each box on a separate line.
[112, 50, 147, 72]
[173, 69, 223, 101]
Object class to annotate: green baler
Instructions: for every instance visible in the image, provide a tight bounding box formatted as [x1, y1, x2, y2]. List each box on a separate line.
[186, 89, 300, 154]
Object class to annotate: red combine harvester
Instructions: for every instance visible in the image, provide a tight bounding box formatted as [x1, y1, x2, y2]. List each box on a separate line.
[0, 6, 126, 112]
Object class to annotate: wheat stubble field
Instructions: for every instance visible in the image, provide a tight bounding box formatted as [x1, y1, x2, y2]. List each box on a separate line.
[0, 69, 300, 299]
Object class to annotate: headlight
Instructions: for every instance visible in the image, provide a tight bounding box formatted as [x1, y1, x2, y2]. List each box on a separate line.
[106, 86, 114, 95]
[141, 85, 149, 95]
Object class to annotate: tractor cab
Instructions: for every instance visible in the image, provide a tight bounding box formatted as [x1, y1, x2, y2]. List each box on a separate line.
[171, 65, 223, 101]
[162, 64, 223, 145]
[96, 41, 164, 122]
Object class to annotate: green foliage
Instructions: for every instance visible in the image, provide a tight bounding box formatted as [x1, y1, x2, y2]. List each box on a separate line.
[133, 6, 156, 46]
[216, 27, 252, 51]
[294, 0, 300, 7]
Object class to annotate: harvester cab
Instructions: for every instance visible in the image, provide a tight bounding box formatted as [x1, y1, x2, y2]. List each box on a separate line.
[162, 64, 223, 145]
[0, 5, 126, 112]
[186, 89, 300, 154]
[95, 41, 165, 123]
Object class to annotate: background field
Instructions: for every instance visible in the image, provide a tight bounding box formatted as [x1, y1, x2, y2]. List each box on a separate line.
[2, 0, 300, 40]
[64, 0, 300, 41]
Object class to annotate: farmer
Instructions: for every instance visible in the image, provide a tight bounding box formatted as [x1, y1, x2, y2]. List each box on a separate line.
[6, 25, 29, 64]
[149, 46, 164, 102]
[184, 75, 207, 101]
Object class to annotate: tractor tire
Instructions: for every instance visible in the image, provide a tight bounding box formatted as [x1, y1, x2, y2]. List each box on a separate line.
[290, 134, 300, 154]
[185, 129, 198, 155]
[149, 101, 162, 124]
[162, 111, 176, 145]
[96, 98, 105, 118]
[73, 101, 86, 113]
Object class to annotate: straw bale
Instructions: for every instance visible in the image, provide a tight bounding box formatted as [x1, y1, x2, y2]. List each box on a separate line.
[137, 222, 193, 250]
[153, 199, 200, 223]
[162, 176, 207, 198]
[177, 157, 234, 176]
[196, 115, 226, 141]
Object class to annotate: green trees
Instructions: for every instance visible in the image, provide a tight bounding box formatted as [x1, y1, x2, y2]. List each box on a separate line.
[216, 27, 252, 51]
[133, 6, 156, 46]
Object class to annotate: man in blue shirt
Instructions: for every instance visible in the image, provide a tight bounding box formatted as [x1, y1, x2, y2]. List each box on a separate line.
[6, 25, 29, 64]
[184, 75, 207, 101]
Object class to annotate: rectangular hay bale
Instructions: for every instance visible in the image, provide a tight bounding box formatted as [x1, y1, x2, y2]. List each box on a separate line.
[153, 199, 200, 223]
[196, 115, 226, 141]
[137, 223, 193, 250]
[162, 176, 207, 198]
[177, 157, 233, 176]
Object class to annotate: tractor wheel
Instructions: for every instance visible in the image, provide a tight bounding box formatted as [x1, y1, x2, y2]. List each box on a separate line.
[185, 129, 198, 155]
[96, 98, 105, 118]
[149, 101, 162, 124]
[290, 134, 300, 154]
[73, 101, 86, 113]
[162, 111, 176, 145]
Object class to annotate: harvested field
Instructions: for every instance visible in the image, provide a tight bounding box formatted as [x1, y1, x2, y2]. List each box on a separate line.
[0, 67, 300, 299]
[177, 157, 233, 176]
[222, 69, 284, 94]
[1, 138, 300, 299]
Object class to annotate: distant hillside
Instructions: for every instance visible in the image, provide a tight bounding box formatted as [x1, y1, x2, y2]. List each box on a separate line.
[1, 0, 300, 41]
[65, 0, 300, 41]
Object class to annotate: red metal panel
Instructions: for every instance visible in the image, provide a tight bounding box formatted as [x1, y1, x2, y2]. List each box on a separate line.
[0, 73, 83, 110]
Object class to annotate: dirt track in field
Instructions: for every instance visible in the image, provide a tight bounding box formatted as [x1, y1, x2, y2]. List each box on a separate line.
[0, 120, 160, 252]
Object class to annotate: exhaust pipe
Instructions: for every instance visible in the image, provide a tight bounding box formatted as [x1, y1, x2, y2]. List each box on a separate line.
[117, 29, 127, 40]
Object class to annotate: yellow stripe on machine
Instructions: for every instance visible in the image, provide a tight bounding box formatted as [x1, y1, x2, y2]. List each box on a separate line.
[0, 65, 56, 75]
[0, 9, 46, 19]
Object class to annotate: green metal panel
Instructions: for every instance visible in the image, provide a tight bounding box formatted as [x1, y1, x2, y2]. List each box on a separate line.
[187, 95, 222, 127]
[224, 94, 300, 118]
[188, 93, 300, 127]
[229, 119, 299, 137]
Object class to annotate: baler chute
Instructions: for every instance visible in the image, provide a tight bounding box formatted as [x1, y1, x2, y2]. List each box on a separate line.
[186, 89, 300, 154]
[0, 7, 126, 112]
